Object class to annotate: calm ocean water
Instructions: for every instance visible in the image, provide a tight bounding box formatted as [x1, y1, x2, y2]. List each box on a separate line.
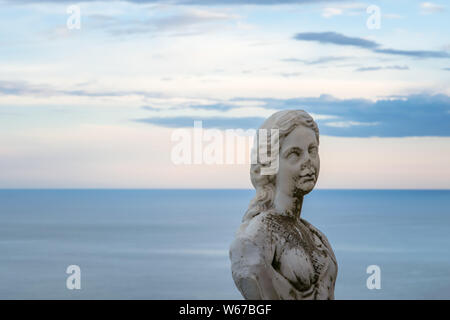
[0, 189, 449, 299]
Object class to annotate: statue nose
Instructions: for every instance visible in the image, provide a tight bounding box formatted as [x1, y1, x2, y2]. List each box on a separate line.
[300, 157, 312, 170]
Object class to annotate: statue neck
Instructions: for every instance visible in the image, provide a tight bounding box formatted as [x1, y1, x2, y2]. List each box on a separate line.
[273, 190, 303, 220]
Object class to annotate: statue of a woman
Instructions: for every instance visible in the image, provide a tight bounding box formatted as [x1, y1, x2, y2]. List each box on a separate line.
[230, 110, 338, 300]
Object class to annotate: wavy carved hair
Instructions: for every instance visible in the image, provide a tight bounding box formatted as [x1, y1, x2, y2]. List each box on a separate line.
[242, 110, 319, 222]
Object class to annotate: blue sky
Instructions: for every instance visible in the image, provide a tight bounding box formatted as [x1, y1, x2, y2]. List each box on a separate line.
[0, 0, 449, 188]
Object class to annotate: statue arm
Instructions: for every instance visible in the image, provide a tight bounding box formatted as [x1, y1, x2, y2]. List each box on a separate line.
[230, 236, 278, 299]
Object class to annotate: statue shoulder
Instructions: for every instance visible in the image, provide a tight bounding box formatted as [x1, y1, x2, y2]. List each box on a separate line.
[300, 218, 337, 264]
[231, 211, 276, 260]
[237, 210, 276, 239]
[300, 218, 327, 240]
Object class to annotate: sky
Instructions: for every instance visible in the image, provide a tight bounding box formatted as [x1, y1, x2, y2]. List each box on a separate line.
[0, 0, 449, 189]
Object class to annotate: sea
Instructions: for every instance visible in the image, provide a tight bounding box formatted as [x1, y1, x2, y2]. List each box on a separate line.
[0, 189, 449, 299]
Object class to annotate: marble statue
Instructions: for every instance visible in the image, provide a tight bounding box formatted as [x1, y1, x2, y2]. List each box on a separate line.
[229, 110, 338, 300]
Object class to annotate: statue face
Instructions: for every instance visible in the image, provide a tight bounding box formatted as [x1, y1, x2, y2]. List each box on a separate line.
[275, 125, 320, 198]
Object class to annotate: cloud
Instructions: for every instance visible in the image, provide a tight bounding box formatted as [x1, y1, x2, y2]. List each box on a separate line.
[324, 121, 379, 128]
[169, 0, 350, 3]
[355, 65, 409, 72]
[321, 3, 367, 18]
[0, 80, 47, 96]
[374, 48, 450, 58]
[382, 13, 403, 19]
[0, 80, 163, 98]
[322, 7, 343, 18]
[420, 2, 446, 14]
[136, 94, 450, 137]
[142, 103, 234, 112]
[85, 9, 240, 36]
[294, 32, 379, 49]
[279, 72, 302, 77]
[293, 31, 450, 59]
[136, 116, 264, 129]
[5, 0, 352, 5]
[137, 103, 334, 121]
[282, 56, 349, 65]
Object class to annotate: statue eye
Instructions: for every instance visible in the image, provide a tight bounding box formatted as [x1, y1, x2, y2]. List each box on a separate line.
[309, 145, 318, 155]
[287, 149, 301, 159]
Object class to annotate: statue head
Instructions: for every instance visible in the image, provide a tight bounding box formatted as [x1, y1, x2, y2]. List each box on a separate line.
[243, 110, 320, 221]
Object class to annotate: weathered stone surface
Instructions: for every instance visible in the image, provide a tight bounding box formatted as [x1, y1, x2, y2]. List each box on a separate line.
[230, 110, 337, 300]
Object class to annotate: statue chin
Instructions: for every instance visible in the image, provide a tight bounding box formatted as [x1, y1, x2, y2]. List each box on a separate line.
[294, 180, 316, 195]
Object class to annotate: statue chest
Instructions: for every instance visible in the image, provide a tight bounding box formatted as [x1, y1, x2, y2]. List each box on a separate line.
[264, 215, 335, 294]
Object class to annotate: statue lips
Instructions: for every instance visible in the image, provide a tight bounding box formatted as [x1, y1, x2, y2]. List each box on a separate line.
[294, 171, 316, 192]
[302, 173, 315, 182]
[298, 169, 316, 183]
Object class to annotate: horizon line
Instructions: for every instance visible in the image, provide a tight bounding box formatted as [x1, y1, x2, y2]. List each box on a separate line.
[0, 188, 449, 191]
